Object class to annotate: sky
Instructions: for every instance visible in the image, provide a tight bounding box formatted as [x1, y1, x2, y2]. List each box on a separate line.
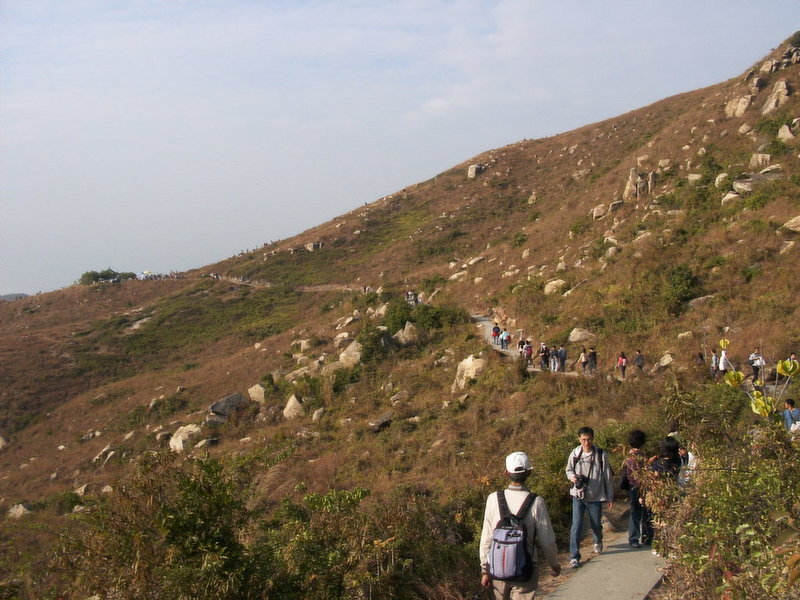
[2, 1, 800, 294]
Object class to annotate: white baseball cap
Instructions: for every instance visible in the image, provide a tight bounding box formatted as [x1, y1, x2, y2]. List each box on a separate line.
[505, 451, 531, 473]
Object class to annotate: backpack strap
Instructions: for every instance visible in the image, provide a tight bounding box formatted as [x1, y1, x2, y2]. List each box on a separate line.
[497, 490, 511, 519]
[516, 492, 536, 519]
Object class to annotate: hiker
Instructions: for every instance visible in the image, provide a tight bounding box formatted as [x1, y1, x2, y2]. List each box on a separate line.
[549, 346, 559, 372]
[557, 345, 567, 372]
[783, 398, 800, 432]
[748, 347, 765, 382]
[500, 329, 511, 350]
[615, 352, 628, 379]
[480, 452, 561, 599]
[633, 350, 645, 376]
[578, 347, 588, 374]
[718, 348, 733, 374]
[565, 426, 615, 568]
[621, 429, 652, 549]
[524, 341, 534, 364]
[539, 343, 550, 371]
[517, 338, 526, 357]
[709, 348, 719, 381]
[492, 323, 501, 345]
[587, 347, 598, 375]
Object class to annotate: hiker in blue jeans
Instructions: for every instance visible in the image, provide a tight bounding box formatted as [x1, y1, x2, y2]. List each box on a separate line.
[565, 426, 615, 568]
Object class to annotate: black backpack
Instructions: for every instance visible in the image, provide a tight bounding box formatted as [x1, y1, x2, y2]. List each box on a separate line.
[488, 491, 536, 581]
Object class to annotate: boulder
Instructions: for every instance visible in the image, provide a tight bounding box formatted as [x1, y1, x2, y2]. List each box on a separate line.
[321, 360, 346, 376]
[283, 394, 305, 420]
[568, 328, 596, 343]
[732, 179, 754, 194]
[777, 124, 796, 142]
[592, 204, 607, 220]
[333, 332, 350, 349]
[781, 215, 800, 234]
[677, 331, 694, 340]
[248, 383, 268, 403]
[738, 123, 754, 135]
[285, 366, 310, 382]
[368, 411, 395, 432]
[467, 164, 484, 179]
[393, 321, 419, 346]
[687, 174, 702, 184]
[780, 240, 796, 254]
[312, 408, 325, 422]
[687, 294, 716, 308]
[721, 192, 740, 206]
[762, 80, 791, 115]
[209, 393, 250, 418]
[651, 353, 674, 373]
[749, 153, 771, 170]
[544, 279, 568, 296]
[0, 434, 8, 452]
[169, 424, 202, 453]
[451, 355, 488, 393]
[7, 504, 31, 519]
[92, 444, 115, 464]
[724, 95, 753, 118]
[339, 341, 363, 368]
[714, 172, 729, 188]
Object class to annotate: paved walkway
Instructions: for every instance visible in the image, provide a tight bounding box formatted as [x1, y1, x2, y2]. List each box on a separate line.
[544, 531, 665, 599]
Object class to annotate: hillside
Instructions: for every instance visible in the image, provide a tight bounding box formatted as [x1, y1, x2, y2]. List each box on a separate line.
[2, 36, 800, 599]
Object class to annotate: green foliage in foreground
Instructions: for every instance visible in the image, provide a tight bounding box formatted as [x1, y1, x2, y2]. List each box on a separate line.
[54, 448, 476, 600]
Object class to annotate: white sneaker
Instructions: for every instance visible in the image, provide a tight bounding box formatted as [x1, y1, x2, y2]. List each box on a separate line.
[593, 543, 603, 554]
[569, 558, 580, 568]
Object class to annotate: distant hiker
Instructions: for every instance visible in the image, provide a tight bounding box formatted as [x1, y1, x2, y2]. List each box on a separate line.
[524, 341, 534, 364]
[492, 323, 501, 345]
[783, 398, 800, 432]
[549, 346, 559, 372]
[615, 352, 628, 379]
[748, 347, 765, 381]
[480, 452, 561, 599]
[517, 338, 526, 357]
[710, 348, 720, 379]
[500, 329, 511, 350]
[579, 348, 588, 374]
[633, 350, 645, 375]
[587, 347, 598, 375]
[718, 348, 733, 374]
[621, 429, 652, 549]
[557, 345, 567, 372]
[539, 344, 550, 371]
[565, 427, 614, 568]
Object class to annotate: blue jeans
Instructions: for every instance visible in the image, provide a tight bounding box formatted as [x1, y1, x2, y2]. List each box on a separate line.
[628, 489, 653, 544]
[570, 497, 603, 560]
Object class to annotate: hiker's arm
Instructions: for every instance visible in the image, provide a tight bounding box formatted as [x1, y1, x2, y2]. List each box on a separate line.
[532, 499, 562, 574]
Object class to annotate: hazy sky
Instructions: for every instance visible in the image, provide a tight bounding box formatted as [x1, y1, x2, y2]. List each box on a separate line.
[2, 1, 800, 294]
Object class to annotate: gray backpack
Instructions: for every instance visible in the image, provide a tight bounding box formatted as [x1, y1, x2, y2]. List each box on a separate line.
[488, 490, 536, 581]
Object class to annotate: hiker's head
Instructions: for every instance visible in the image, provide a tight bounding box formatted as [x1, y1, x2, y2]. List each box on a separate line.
[577, 427, 594, 450]
[787, 398, 796, 409]
[660, 436, 680, 459]
[628, 429, 646, 449]
[505, 451, 531, 482]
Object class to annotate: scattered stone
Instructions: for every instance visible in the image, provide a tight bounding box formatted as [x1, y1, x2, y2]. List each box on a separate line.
[777, 124, 796, 142]
[283, 394, 305, 420]
[568, 328, 595, 343]
[169, 424, 202, 453]
[194, 438, 219, 450]
[687, 174, 702, 184]
[92, 444, 115, 464]
[721, 192, 741, 206]
[688, 295, 716, 308]
[651, 352, 674, 373]
[248, 383, 268, 403]
[209, 393, 250, 419]
[7, 504, 31, 519]
[339, 341, 363, 367]
[101, 485, 113, 494]
[544, 279, 567, 295]
[738, 123, 753, 135]
[368, 411, 394, 432]
[390, 390, 410, 404]
[592, 204, 607, 220]
[749, 153, 771, 170]
[677, 331, 694, 340]
[312, 408, 325, 422]
[780, 240, 796, 254]
[467, 164, 485, 179]
[714, 172, 729, 188]
[74, 484, 89, 497]
[451, 355, 488, 393]
[781, 215, 800, 234]
[393, 322, 419, 346]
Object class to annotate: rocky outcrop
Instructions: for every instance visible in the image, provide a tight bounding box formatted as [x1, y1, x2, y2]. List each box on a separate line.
[724, 95, 754, 118]
[209, 393, 250, 419]
[7, 504, 31, 519]
[248, 383, 268, 403]
[451, 355, 487, 393]
[761, 80, 791, 115]
[781, 215, 800, 234]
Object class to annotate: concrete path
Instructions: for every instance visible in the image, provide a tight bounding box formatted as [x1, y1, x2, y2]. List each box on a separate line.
[544, 531, 665, 600]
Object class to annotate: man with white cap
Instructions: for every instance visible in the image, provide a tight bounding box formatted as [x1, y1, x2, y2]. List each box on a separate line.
[479, 451, 561, 599]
